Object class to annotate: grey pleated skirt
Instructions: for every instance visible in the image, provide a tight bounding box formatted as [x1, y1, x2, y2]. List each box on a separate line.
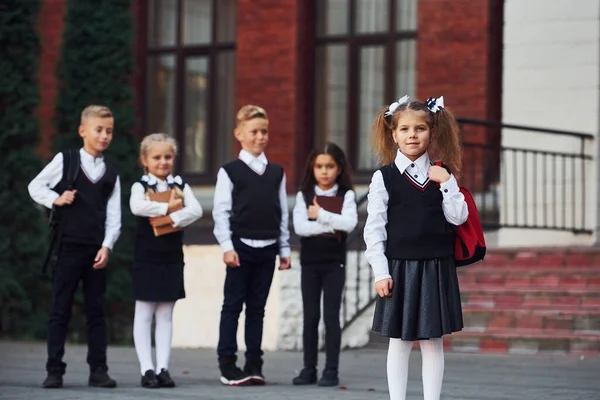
[372, 257, 463, 341]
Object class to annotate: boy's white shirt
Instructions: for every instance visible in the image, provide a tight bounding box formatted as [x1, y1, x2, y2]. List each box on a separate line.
[212, 149, 291, 258]
[129, 174, 203, 228]
[27, 148, 121, 250]
[363, 151, 469, 282]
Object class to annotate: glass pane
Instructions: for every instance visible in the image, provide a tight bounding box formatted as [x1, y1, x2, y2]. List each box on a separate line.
[146, 55, 176, 136]
[215, 51, 236, 166]
[316, 0, 349, 36]
[314, 45, 349, 153]
[358, 46, 385, 170]
[356, 0, 389, 33]
[183, 0, 212, 44]
[184, 57, 209, 173]
[395, 39, 417, 98]
[147, 0, 177, 47]
[396, 0, 418, 31]
[216, 0, 236, 42]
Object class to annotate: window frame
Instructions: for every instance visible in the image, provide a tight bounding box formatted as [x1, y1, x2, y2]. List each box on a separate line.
[313, 0, 417, 181]
[142, 0, 236, 185]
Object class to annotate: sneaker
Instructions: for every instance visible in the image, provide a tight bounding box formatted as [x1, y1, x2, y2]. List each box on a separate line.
[318, 369, 339, 387]
[88, 366, 117, 388]
[156, 368, 175, 388]
[292, 366, 317, 385]
[42, 373, 63, 388]
[243, 357, 265, 385]
[219, 360, 252, 386]
[141, 370, 160, 389]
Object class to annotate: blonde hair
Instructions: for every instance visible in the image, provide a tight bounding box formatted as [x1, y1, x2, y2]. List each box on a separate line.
[372, 100, 463, 178]
[236, 105, 268, 127]
[140, 133, 178, 159]
[81, 105, 112, 123]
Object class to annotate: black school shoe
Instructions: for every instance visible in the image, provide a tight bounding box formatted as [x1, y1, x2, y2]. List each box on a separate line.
[318, 369, 339, 387]
[156, 368, 175, 388]
[88, 366, 117, 388]
[42, 373, 63, 388]
[141, 370, 160, 389]
[219, 358, 252, 386]
[243, 357, 265, 385]
[292, 366, 317, 385]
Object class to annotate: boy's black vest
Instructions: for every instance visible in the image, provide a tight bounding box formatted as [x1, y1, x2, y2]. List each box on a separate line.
[134, 180, 185, 264]
[222, 159, 284, 240]
[52, 153, 118, 247]
[299, 189, 348, 265]
[380, 163, 454, 260]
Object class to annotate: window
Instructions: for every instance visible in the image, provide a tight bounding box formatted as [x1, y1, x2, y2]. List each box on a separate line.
[145, 0, 236, 182]
[314, 0, 417, 174]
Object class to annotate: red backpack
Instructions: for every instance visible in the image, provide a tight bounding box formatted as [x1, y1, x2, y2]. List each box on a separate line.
[435, 162, 486, 266]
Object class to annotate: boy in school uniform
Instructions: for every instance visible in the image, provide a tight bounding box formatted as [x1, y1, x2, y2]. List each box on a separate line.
[28, 105, 121, 389]
[213, 105, 291, 386]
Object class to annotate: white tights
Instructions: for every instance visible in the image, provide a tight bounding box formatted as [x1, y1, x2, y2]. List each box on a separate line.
[387, 338, 445, 400]
[133, 301, 176, 375]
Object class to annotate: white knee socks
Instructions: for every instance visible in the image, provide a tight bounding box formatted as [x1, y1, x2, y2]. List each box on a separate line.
[386, 338, 445, 400]
[133, 301, 175, 375]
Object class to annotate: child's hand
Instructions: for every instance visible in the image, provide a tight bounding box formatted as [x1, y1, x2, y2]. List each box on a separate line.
[428, 165, 450, 184]
[93, 246, 110, 269]
[375, 278, 393, 298]
[224, 250, 240, 267]
[278, 257, 291, 270]
[54, 190, 77, 206]
[149, 215, 174, 227]
[307, 197, 321, 220]
[167, 189, 183, 213]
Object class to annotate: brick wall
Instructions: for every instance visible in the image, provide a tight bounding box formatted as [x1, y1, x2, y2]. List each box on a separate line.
[236, 0, 312, 191]
[37, 0, 67, 158]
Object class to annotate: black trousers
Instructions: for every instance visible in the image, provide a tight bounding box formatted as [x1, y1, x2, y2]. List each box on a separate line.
[217, 238, 278, 362]
[46, 243, 108, 375]
[301, 261, 345, 371]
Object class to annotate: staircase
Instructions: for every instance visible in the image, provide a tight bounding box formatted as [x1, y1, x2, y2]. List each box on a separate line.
[369, 248, 600, 355]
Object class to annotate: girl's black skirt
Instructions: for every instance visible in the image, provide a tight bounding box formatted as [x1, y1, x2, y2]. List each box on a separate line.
[372, 257, 463, 341]
[132, 261, 186, 302]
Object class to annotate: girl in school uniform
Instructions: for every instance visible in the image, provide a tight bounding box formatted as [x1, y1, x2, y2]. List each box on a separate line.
[129, 133, 203, 388]
[364, 96, 468, 400]
[291, 143, 358, 387]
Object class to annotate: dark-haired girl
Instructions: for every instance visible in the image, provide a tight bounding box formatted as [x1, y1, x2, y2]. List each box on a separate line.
[291, 143, 358, 387]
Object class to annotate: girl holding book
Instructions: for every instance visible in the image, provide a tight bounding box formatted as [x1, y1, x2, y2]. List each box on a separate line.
[129, 133, 203, 388]
[291, 143, 358, 387]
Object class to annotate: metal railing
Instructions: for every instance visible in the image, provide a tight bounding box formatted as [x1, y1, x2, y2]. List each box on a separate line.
[340, 119, 595, 330]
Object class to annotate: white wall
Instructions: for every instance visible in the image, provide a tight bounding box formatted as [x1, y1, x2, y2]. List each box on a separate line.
[500, 0, 600, 246]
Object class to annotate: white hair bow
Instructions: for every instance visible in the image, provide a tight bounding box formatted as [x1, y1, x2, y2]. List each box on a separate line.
[384, 95, 410, 117]
[166, 175, 183, 186]
[425, 96, 444, 113]
[141, 174, 158, 186]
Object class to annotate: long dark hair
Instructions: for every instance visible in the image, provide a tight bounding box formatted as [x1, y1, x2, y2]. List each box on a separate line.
[300, 142, 354, 199]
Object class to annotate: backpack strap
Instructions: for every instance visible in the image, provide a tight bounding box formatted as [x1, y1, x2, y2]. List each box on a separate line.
[62, 149, 80, 190]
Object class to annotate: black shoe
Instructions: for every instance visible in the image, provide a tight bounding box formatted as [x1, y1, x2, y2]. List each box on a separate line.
[219, 359, 252, 386]
[318, 369, 339, 387]
[42, 373, 63, 388]
[156, 368, 175, 388]
[88, 366, 117, 388]
[243, 357, 265, 385]
[292, 366, 317, 385]
[141, 370, 160, 389]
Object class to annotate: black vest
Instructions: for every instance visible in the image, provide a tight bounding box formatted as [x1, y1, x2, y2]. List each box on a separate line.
[223, 159, 284, 240]
[56, 163, 118, 246]
[299, 189, 348, 265]
[134, 180, 185, 264]
[380, 163, 454, 260]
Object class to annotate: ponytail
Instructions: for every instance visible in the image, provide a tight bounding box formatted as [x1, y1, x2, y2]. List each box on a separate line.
[372, 106, 397, 165]
[430, 107, 462, 179]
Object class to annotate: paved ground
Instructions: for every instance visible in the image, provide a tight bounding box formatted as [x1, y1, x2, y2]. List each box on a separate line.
[0, 341, 598, 399]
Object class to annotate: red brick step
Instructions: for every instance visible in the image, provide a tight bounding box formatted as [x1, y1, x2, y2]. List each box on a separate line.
[458, 267, 600, 287]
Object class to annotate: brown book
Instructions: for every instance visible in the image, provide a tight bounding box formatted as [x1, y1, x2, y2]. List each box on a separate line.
[147, 189, 183, 237]
[315, 195, 344, 240]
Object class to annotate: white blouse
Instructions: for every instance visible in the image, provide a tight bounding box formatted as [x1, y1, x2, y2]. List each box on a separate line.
[292, 184, 358, 237]
[129, 174, 203, 228]
[363, 151, 469, 282]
